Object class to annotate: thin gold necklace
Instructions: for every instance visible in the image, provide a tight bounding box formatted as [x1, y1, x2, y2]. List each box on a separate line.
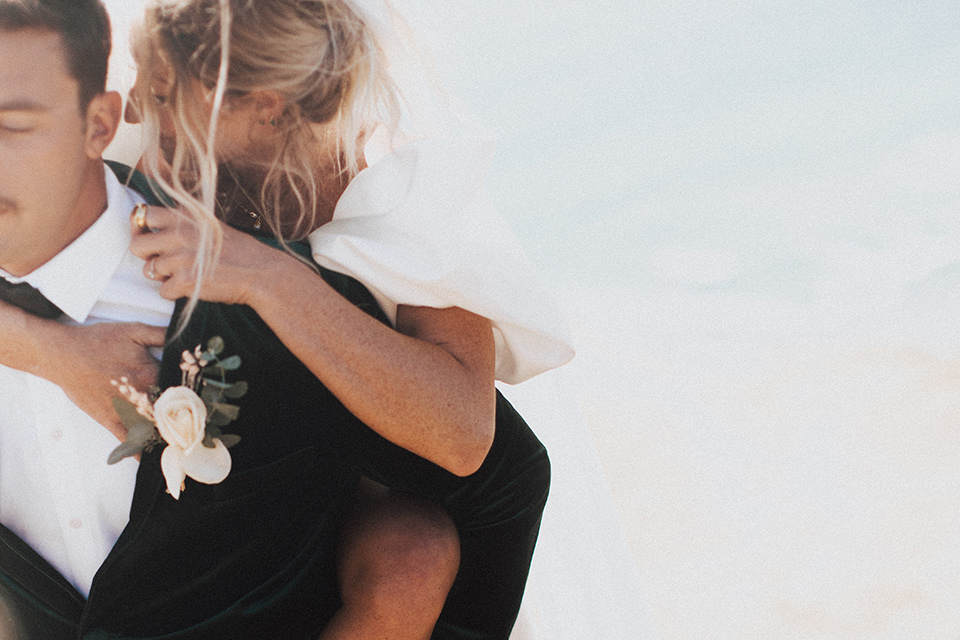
[215, 178, 262, 230]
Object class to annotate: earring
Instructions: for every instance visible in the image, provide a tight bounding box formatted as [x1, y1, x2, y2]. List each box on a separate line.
[270, 118, 278, 127]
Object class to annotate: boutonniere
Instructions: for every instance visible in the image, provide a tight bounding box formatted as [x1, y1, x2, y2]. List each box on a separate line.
[108, 336, 245, 499]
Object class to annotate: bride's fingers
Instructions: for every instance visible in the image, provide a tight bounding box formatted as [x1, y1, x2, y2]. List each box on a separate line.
[143, 253, 187, 283]
[144, 253, 192, 281]
[129, 230, 171, 260]
[130, 203, 151, 233]
[129, 204, 168, 234]
[129, 205, 195, 237]
[143, 256, 165, 282]
[129, 223, 200, 263]
[141, 252, 199, 300]
[156, 271, 196, 302]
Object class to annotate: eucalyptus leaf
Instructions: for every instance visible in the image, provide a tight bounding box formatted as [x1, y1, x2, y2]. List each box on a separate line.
[107, 440, 145, 465]
[223, 381, 248, 399]
[212, 402, 240, 421]
[112, 396, 144, 430]
[107, 421, 158, 464]
[207, 336, 225, 355]
[209, 412, 232, 427]
[216, 355, 242, 371]
[203, 378, 232, 389]
[201, 383, 223, 403]
[202, 432, 217, 449]
[126, 420, 159, 445]
[219, 434, 241, 448]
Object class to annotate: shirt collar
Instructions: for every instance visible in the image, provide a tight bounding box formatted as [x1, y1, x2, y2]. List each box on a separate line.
[12, 165, 144, 323]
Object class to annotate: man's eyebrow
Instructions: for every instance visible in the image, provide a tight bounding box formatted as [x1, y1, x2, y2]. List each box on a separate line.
[0, 100, 45, 112]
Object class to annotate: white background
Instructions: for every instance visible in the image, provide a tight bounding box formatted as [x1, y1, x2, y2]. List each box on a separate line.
[104, 1, 960, 638]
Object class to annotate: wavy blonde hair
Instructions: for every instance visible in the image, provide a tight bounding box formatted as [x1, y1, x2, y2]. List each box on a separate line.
[130, 0, 401, 325]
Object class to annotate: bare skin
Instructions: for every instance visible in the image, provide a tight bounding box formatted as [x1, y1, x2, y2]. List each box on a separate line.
[120, 86, 488, 636]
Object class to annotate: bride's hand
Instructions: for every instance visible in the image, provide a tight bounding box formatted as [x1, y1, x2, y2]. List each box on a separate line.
[128, 206, 272, 305]
[41, 322, 167, 442]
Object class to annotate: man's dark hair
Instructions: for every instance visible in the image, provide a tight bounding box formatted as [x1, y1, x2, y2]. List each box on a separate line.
[0, 0, 111, 110]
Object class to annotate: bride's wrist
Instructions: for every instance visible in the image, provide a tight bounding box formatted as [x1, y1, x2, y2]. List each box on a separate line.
[242, 246, 318, 312]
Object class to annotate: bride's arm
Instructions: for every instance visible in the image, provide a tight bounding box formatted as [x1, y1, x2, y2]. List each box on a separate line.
[130, 210, 495, 476]
[0, 300, 166, 441]
[254, 260, 496, 478]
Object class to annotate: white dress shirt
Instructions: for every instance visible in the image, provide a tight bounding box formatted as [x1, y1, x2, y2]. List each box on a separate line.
[0, 165, 174, 597]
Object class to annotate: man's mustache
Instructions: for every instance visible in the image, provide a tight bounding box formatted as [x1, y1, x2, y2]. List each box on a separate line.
[0, 197, 18, 214]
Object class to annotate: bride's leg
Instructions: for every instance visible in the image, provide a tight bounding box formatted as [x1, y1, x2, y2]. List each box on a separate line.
[319, 478, 460, 640]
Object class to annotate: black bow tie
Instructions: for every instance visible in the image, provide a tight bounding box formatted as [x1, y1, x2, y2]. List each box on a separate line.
[0, 278, 63, 319]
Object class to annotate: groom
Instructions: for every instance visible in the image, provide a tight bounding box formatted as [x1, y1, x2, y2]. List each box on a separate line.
[0, 1, 460, 638]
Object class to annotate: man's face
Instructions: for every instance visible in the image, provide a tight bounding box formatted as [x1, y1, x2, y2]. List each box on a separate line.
[0, 29, 93, 275]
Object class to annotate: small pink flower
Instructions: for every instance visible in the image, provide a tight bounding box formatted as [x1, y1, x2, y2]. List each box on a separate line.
[112, 377, 155, 421]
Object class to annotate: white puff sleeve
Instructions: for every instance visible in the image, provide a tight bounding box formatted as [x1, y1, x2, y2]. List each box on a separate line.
[308, 132, 575, 384]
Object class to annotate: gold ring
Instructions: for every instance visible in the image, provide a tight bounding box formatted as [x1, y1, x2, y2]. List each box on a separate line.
[132, 203, 150, 232]
[146, 257, 157, 280]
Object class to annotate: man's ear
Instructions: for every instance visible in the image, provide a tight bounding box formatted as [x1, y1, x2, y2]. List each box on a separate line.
[84, 91, 124, 159]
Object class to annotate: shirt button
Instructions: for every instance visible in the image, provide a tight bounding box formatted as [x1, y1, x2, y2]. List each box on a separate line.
[68, 517, 83, 529]
[51, 429, 63, 441]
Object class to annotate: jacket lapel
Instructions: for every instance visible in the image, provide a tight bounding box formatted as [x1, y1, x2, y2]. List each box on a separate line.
[0, 522, 85, 632]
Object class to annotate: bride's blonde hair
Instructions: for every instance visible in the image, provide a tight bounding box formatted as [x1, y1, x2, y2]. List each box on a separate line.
[130, 0, 401, 324]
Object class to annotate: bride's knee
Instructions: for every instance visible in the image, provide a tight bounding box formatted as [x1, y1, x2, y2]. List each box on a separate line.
[337, 480, 460, 618]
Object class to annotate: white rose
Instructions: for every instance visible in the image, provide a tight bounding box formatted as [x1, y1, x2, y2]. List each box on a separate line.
[153, 386, 233, 500]
[153, 386, 207, 454]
